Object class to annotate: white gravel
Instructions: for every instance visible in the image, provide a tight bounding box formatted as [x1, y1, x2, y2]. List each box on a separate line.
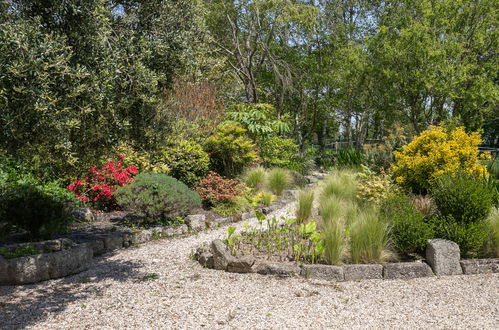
[1, 202, 498, 329]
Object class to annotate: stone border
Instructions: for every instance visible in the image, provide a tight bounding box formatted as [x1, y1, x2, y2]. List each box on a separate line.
[196, 239, 499, 282]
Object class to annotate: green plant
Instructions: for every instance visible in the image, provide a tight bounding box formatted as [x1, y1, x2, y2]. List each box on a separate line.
[391, 126, 489, 193]
[380, 194, 435, 255]
[0, 183, 76, 238]
[321, 170, 357, 201]
[243, 166, 267, 189]
[253, 191, 277, 207]
[319, 196, 358, 227]
[430, 172, 494, 224]
[159, 140, 210, 187]
[486, 208, 499, 257]
[349, 210, 389, 263]
[0, 245, 37, 259]
[296, 190, 314, 223]
[487, 156, 499, 180]
[356, 165, 395, 205]
[225, 226, 241, 255]
[266, 168, 292, 196]
[204, 122, 259, 177]
[213, 196, 250, 216]
[259, 136, 301, 170]
[430, 216, 489, 257]
[322, 218, 345, 265]
[114, 173, 201, 226]
[142, 273, 160, 280]
[333, 148, 363, 167]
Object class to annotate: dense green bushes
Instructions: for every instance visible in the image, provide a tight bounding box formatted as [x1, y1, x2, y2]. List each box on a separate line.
[114, 173, 201, 225]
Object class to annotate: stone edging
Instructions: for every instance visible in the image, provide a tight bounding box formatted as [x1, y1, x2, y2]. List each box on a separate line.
[196, 239, 499, 281]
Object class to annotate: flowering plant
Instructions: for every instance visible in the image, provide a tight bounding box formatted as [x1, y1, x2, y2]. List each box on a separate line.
[67, 154, 138, 210]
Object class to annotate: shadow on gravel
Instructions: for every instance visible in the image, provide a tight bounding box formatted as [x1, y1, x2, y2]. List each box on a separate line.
[0, 255, 144, 329]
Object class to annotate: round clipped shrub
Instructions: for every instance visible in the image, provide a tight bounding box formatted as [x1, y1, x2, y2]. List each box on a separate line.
[114, 173, 201, 225]
[391, 126, 489, 193]
[0, 183, 76, 238]
[430, 172, 494, 224]
[160, 140, 209, 187]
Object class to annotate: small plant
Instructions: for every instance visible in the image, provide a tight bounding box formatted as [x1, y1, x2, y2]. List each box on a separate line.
[244, 166, 267, 189]
[486, 208, 499, 257]
[114, 173, 201, 226]
[356, 165, 395, 205]
[319, 196, 358, 227]
[349, 210, 389, 264]
[212, 196, 250, 216]
[0, 244, 37, 259]
[321, 170, 357, 201]
[266, 168, 291, 196]
[322, 218, 345, 265]
[225, 226, 240, 255]
[142, 273, 160, 280]
[296, 190, 314, 223]
[196, 171, 245, 207]
[253, 191, 276, 207]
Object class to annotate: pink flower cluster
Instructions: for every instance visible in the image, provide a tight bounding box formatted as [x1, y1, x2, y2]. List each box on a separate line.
[67, 154, 138, 210]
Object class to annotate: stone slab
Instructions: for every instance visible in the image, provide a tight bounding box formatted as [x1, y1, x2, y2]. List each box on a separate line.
[301, 264, 344, 281]
[255, 262, 301, 277]
[460, 259, 499, 275]
[343, 264, 383, 281]
[383, 262, 433, 279]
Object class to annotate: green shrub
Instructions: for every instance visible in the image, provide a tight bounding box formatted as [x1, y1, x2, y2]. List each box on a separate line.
[322, 218, 345, 265]
[0, 183, 76, 238]
[253, 191, 277, 207]
[160, 140, 209, 187]
[430, 216, 489, 257]
[266, 168, 291, 196]
[334, 148, 363, 167]
[243, 166, 266, 189]
[213, 196, 250, 216]
[259, 136, 301, 170]
[204, 122, 259, 177]
[430, 173, 494, 224]
[380, 194, 435, 255]
[349, 210, 389, 263]
[296, 190, 314, 223]
[114, 173, 201, 225]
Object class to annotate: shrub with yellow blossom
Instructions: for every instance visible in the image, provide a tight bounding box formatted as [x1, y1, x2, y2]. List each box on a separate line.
[391, 126, 489, 193]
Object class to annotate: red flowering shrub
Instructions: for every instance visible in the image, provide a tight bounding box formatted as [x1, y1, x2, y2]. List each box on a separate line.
[67, 154, 138, 210]
[196, 171, 245, 207]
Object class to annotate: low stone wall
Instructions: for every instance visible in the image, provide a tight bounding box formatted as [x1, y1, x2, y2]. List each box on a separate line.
[196, 238, 499, 282]
[0, 242, 93, 285]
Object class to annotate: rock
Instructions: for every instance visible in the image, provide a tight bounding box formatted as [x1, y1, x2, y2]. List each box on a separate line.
[186, 214, 206, 232]
[283, 190, 300, 199]
[460, 259, 499, 275]
[227, 256, 255, 273]
[85, 239, 106, 255]
[213, 217, 234, 226]
[305, 176, 319, 184]
[301, 264, 344, 281]
[163, 225, 188, 237]
[255, 262, 301, 277]
[426, 239, 462, 276]
[72, 208, 95, 222]
[343, 264, 383, 281]
[199, 252, 214, 269]
[211, 239, 234, 270]
[131, 230, 152, 245]
[241, 212, 253, 220]
[47, 243, 93, 278]
[102, 233, 124, 251]
[383, 262, 433, 279]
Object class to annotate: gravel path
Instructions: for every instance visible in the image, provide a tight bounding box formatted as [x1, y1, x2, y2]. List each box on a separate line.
[1, 202, 498, 329]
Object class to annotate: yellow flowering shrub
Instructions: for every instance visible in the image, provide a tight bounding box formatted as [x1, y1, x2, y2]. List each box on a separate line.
[391, 126, 489, 193]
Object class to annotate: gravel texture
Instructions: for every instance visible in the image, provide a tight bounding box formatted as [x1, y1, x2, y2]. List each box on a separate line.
[1, 202, 498, 329]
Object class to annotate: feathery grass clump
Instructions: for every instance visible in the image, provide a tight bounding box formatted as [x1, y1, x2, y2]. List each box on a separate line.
[319, 195, 358, 226]
[322, 215, 345, 265]
[487, 208, 499, 257]
[296, 190, 314, 223]
[244, 166, 267, 189]
[349, 209, 389, 263]
[320, 170, 357, 201]
[266, 168, 291, 195]
[256, 190, 276, 206]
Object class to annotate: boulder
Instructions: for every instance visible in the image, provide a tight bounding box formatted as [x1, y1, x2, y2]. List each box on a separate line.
[254, 262, 301, 277]
[227, 256, 256, 273]
[383, 262, 433, 279]
[211, 239, 234, 270]
[426, 239, 462, 276]
[72, 208, 95, 222]
[102, 233, 124, 251]
[343, 264, 383, 281]
[283, 190, 300, 199]
[186, 214, 206, 232]
[460, 259, 499, 275]
[301, 264, 344, 281]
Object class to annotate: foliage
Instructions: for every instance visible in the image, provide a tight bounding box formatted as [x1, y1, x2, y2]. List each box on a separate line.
[204, 122, 259, 177]
[321, 170, 357, 201]
[114, 173, 201, 226]
[349, 210, 389, 264]
[430, 216, 489, 258]
[252, 191, 277, 207]
[67, 155, 138, 211]
[320, 196, 358, 227]
[259, 136, 302, 171]
[0, 245, 36, 259]
[486, 208, 499, 257]
[296, 190, 314, 223]
[213, 196, 251, 217]
[0, 183, 75, 238]
[487, 156, 499, 180]
[430, 172, 494, 224]
[391, 126, 489, 193]
[224, 103, 289, 140]
[114, 142, 170, 174]
[333, 148, 363, 167]
[322, 218, 345, 265]
[160, 140, 209, 187]
[356, 165, 396, 205]
[266, 168, 292, 196]
[243, 167, 267, 190]
[380, 194, 435, 255]
[196, 171, 245, 207]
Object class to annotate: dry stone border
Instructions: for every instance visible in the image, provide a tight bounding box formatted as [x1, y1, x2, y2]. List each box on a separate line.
[196, 236, 499, 282]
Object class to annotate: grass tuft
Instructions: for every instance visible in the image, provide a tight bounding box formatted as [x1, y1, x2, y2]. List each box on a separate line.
[244, 166, 267, 189]
[349, 209, 389, 264]
[296, 190, 314, 223]
[266, 168, 292, 196]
